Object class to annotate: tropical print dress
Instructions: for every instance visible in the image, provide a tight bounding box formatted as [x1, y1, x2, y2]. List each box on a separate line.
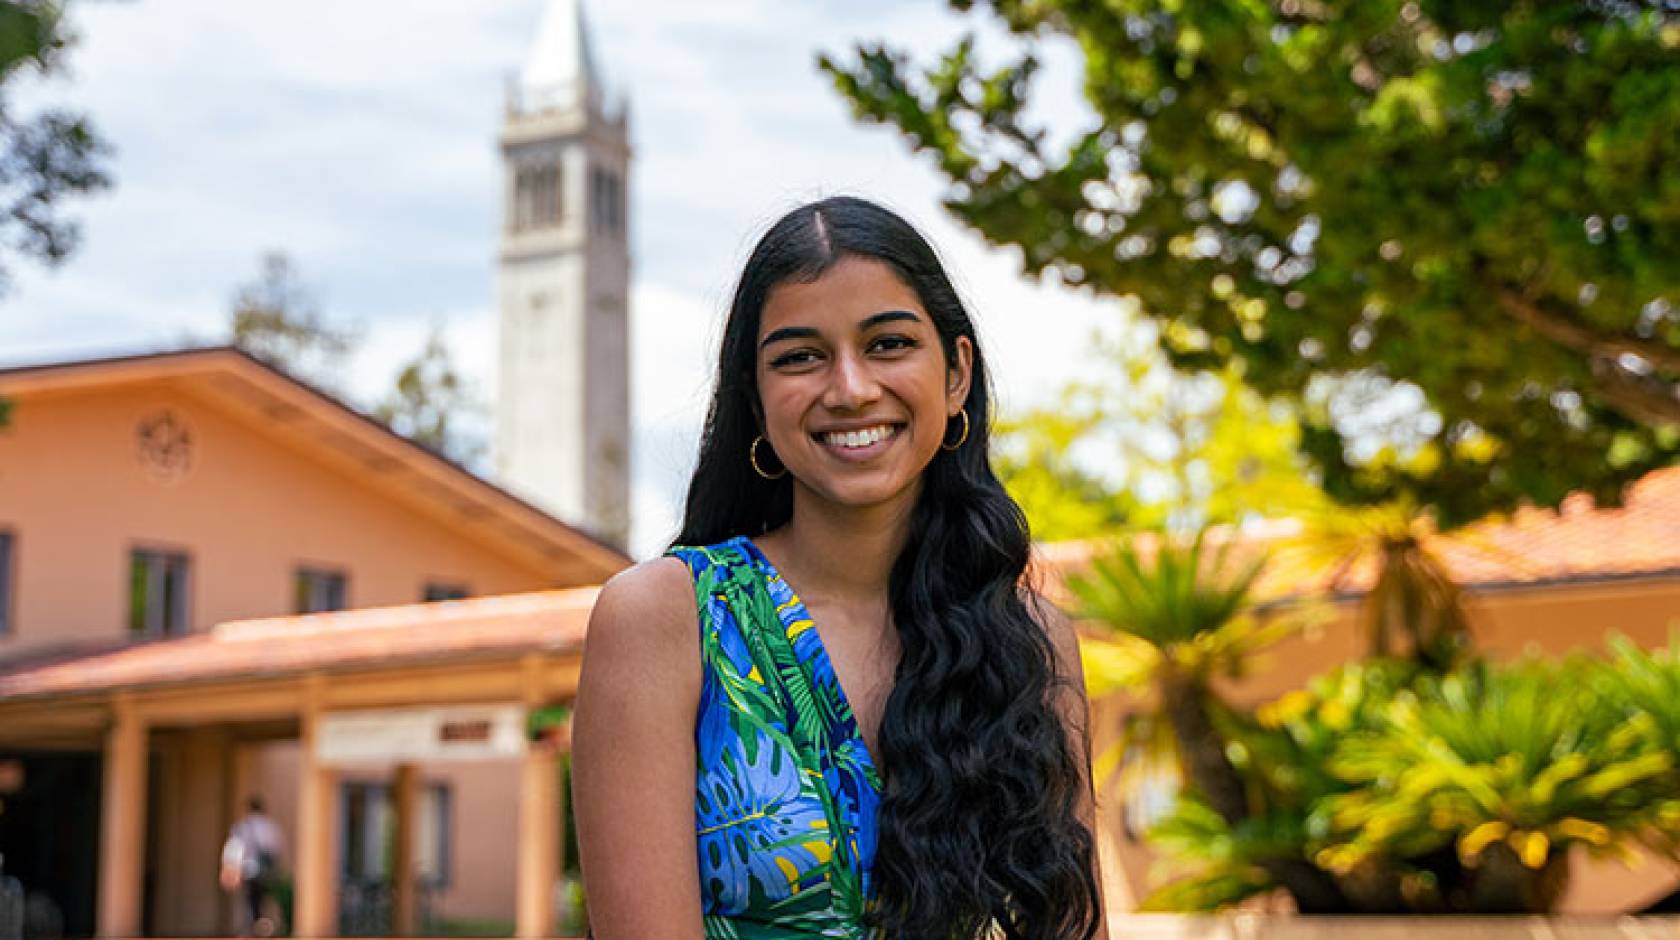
[666, 535, 887, 939]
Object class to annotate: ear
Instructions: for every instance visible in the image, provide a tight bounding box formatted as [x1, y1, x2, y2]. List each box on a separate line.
[946, 335, 974, 414]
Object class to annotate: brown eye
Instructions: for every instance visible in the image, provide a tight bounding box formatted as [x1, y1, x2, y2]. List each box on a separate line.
[770, 349, 820, 369]
[871, 335, 917, 353]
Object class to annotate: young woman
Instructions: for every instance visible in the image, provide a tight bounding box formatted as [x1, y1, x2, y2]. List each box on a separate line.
[573, 196, 1107, 939]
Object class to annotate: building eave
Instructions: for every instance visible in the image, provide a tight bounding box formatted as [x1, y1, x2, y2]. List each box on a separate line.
[0, 345, 633, 582]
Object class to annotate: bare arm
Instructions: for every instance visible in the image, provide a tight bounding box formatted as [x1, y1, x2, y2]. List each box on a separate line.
[572, 558, 707, 939]
[1030, 592, 1114, 940]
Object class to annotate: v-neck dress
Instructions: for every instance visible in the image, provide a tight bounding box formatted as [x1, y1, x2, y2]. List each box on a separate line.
[667, 535, 887, 939]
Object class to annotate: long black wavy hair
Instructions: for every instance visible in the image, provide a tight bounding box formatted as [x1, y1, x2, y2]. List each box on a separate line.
[673, 196, 1101, 939]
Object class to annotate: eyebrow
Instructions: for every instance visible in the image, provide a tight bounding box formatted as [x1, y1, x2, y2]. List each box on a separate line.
[759, 309, 923, 351]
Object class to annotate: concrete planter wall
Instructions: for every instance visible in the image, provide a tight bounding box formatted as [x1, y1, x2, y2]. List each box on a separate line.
[1106, 915, 1680, 939]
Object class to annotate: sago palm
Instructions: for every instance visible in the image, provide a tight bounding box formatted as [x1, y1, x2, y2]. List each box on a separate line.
[1273, 497, 1477, 669]
[1070, 527, 1345, 910]
[1590, 633, 1680, 863]
[1319, 659, 1671, 913]
[1071, 527, 1273, 820]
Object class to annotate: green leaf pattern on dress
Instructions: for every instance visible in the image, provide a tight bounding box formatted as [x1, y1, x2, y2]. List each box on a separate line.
[669, 536, 888, 939]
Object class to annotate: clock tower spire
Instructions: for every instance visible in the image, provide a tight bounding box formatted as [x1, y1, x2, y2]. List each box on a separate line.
[495, 0, 631, 549]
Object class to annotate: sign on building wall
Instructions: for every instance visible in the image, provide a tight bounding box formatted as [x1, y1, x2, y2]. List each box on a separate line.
[316, 704, 527, 765]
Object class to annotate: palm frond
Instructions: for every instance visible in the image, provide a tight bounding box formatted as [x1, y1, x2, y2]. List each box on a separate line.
[1068, 528, 1281, 676]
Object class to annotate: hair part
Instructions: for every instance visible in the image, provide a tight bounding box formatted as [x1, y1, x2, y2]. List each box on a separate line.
[675, 196, 1101, 939]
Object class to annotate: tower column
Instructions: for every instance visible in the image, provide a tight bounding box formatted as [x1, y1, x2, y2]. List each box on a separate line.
[498, 0, 632, 551]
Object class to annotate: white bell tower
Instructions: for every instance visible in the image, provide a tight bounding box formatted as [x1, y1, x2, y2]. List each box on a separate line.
[495, 0, 631, 549]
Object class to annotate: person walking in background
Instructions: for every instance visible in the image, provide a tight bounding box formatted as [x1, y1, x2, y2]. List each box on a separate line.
[220, 796, 284, 937]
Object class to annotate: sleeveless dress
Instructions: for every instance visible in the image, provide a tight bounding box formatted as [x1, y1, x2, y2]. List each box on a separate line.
[666, 535, 888, 939]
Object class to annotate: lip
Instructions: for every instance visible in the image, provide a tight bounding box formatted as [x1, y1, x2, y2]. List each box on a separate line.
[810, 419, 907, 435]
[811, 422, 905, 462]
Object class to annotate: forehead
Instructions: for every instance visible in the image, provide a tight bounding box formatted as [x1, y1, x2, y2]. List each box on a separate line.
[759, 255, 926, 337]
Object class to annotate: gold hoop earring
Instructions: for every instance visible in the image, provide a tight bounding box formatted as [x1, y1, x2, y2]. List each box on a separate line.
[941, 410, 970, 451]
[750, 435, 787, 480]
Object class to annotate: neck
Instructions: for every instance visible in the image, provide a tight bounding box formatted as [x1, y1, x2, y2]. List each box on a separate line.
[762, 479, 920, 607]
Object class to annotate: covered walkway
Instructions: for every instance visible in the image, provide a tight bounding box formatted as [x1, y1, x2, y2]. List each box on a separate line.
[0, 587, 598, 938]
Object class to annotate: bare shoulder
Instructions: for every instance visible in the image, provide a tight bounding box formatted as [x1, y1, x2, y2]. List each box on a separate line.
[580, 556, 700, 687]
[596, 555, 695, 615]
[591, 555, 696, 633]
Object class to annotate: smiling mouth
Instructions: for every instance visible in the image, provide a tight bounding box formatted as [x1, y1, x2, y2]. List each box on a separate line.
[812, 423, 905, 450]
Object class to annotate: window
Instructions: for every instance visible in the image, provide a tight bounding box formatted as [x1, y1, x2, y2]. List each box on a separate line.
[590, 166, 624, 238]
[422, 582, 469, 603]
[294, 566, 347, 614]
[129, 547, 190, 637]
[341, 781, 452, 889]
[513, 162, 562, 232]
[536, 164, 561, 227]
[0, 530, 13, 637]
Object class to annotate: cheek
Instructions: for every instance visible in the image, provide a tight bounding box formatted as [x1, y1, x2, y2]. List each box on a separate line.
[756, 383, 810, 442]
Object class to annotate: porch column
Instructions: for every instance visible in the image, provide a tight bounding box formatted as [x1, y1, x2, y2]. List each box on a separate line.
[97, 693, 147, 939]
[221, 741, 255, 935]
[294, 677, 339, 939]
[391, 763, 420, 936]
[516, 656, 558, 938]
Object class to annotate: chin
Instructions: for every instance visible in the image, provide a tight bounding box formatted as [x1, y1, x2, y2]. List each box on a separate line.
[797, 472, 923, 511]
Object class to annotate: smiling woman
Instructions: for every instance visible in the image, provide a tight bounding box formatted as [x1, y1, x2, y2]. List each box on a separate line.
[571, 196, 1108, 939]
[754, 253, 970, 517]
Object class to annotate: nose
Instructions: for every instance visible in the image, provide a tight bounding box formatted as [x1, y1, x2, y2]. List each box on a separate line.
[821, 348, 882, 411]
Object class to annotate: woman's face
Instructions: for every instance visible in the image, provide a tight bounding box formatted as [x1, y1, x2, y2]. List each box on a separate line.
[754, 254, 973, 512]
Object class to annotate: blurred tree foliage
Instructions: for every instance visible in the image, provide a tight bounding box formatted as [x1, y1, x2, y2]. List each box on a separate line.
[0, 0, 113, 428]
[228, 253, 486, 465]
[822, 1, 1680, 528]
[372, 323, 488, 466]
[0, 0, 110, 295]
[995, 316, 1322, 539]
[228, 251, 360, 394]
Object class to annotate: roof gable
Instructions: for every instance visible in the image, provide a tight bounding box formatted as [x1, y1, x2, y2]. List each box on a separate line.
[0, 345, 631, 583]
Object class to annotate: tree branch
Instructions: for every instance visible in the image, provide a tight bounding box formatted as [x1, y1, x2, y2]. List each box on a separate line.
[1493, 287, 1680, 376]
[1588, 355, 1680, 427]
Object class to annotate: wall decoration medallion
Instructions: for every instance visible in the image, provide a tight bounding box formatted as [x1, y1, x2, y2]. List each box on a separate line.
[136, 410, 194, 484]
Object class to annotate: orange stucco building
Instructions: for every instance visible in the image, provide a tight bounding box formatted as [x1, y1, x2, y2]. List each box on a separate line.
[0, 346, 629, 937]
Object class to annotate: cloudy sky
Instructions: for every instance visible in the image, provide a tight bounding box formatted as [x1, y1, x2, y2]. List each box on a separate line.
[1, 0, 1125, 557]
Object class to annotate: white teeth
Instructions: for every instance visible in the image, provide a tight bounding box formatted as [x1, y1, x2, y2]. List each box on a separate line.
[821, 424, 897, 449]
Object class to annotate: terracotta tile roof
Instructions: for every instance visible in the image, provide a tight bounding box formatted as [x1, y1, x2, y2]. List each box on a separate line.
[1032, 466, 1680, 605]
[0, 587, 598, 700]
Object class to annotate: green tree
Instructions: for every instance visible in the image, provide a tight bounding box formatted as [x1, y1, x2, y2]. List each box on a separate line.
[228, 251, 360, 393]
[822, 2, 1680, 528]
[1, 0, 113, 428]
[997, 315, 1324, 539]
[372, 323, 488, 466]
[993, 402, 1135, 542]
[0, 0, 111, 295]
[226, 253, 488, 466]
